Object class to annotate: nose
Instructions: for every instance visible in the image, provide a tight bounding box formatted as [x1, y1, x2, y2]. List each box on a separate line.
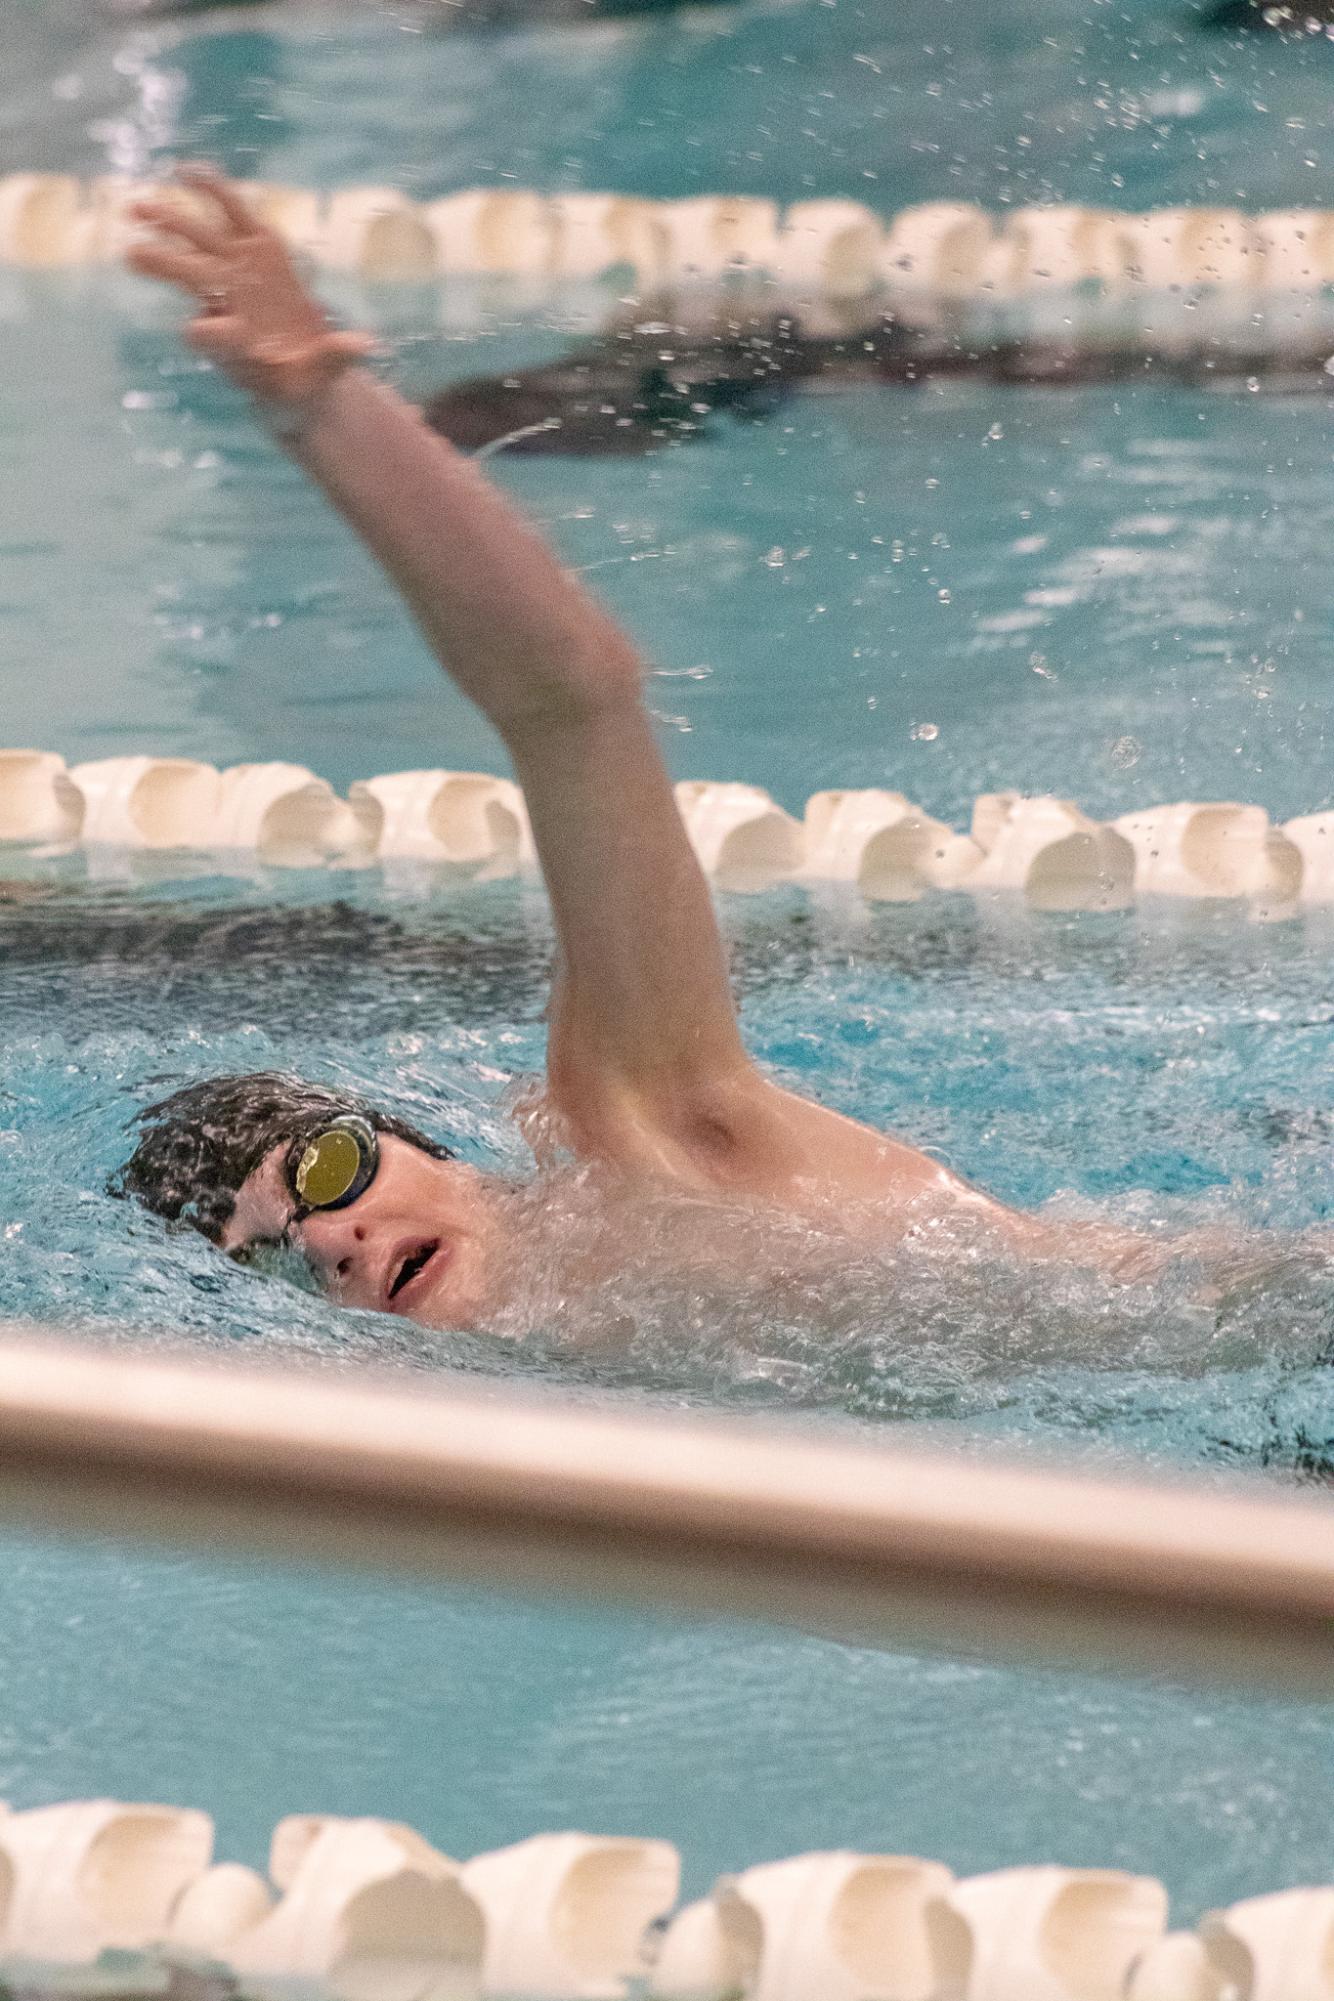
[293, 1207, 371, 1291]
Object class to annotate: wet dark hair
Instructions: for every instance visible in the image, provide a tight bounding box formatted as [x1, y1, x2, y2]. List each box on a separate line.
[111, 1071, 456, 1245]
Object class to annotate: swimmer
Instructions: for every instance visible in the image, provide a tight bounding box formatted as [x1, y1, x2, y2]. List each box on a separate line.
[426, 319, 1334, 461]
[115, 167, 1169, 1332]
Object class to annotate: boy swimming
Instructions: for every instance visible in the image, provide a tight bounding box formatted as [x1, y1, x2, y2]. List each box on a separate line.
[119, 168, 1164, 1331]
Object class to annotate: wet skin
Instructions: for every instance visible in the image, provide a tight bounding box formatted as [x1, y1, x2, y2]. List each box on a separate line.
[218, 1119, 1334, 1346]
[219, 1125, 1011, 1336]
[222, 1135, 505, 1328]
[218, 1126, 1159, 1339]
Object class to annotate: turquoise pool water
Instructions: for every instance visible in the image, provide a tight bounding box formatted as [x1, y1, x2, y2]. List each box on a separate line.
[2, 874, 1332, 1912]
[2, 0, 1333, 1928]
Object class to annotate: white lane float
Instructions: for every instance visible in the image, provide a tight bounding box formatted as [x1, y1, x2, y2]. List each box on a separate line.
[674, 781, 804, 892]
[166, 1863, 276, 1955]
[1255, 208, 1334, 288]
[1251, 211, 1334, 349]
[988, 205, 1123, 291]
[649, 1895, 745, 2001]
[547, 194, 674, 286]
[1126, 208, 1260, 293]
[79, 175, 159, 265]
[1282, 813, 1334, 902]
[931, 1865, 1169, 2001]
[0, 750, 81, 843]
[803, 788, 981, 900]
[1112, 802, 1302, 904]
[13, 742, 1334, 912]
[967, 794, 1136, 911]
[56, 757, 356, 865]
[970, 789, 1021, 856]
[0, 1796, 1323, 1994]
[1180, 208, 1265, 343]
[461, 1832, 679, 1999]
[986, 206, 1143, 345]
[1180, 208, 1262, 290]
[348, 768, 533, 871]
[1124, 1931, 1231, 2000]
[323, 186, 438, 281]
[0, 173, 95, 268]
[727, 1850, 956, 2001]
[266, 1810, 459, 1894]
[213, 761, 361, 865]
[651, 1851, 958, 2001]
[1198, 1887, 1334, 2001]
[775, 200, 885, 301]
[427, 191, 560, 281]
[62, 756, 221, 850]
[0, 1800, 213, 1961]
[241, 181, 328, 260]
[1124, 208, 1264, 349]
[880, 202, 998, 314]
[803, 787, 913, 881]
[660, 197, 781, 286]
[226, 1815, 485, 2000]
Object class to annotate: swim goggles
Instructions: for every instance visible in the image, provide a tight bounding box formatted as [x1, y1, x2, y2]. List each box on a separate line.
[228, 1115, 380, 1286]
[285, 1115, 380, 1222]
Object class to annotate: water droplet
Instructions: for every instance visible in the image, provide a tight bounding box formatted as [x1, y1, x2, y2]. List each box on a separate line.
[1110, 735, 1142, 769]
[911, 722, 940, 742]
[937, 588, 952, 604]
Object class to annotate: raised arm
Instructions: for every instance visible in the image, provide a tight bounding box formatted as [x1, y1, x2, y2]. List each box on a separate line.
[129, 169, 760, 1173]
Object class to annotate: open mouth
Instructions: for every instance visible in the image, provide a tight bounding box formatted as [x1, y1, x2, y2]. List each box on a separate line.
[387, 1239, 443, 1307]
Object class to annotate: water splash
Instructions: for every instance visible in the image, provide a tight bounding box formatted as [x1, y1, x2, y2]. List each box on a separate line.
[2, 875, 1330, 1481]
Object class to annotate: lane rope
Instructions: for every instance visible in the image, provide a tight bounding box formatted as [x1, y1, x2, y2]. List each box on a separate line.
[6, 173, 1334, 341]
[0, 1794, 1324, 1993]
[2, 749, 1330, 907]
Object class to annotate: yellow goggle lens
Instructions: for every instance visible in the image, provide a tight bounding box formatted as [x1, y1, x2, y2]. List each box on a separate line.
[294, 1128, 364, 1207]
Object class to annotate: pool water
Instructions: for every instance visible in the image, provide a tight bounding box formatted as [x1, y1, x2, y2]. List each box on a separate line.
[1, 0, 1332, 1929]
[8, 296, 1334, 824]
[5, 871, 1334, 1454]
[0, 1531, 1329, 1925]
[2, 870, 1332, 1913]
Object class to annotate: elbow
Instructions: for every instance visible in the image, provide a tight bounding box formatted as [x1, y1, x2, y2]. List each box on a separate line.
[563, 627, 646, 715]
[494, 627, 646, 745]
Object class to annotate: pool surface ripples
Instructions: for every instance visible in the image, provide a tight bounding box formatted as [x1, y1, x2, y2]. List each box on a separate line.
[2, 0, 1333, 1928]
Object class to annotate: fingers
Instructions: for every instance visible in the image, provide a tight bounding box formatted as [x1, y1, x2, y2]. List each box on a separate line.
[179, 162, 261, 234]
[125, 239, 220, 298]
[130, 198, 231, 258]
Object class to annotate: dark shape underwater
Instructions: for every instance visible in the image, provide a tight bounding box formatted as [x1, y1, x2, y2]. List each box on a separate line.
[425, 308, 1334, 457]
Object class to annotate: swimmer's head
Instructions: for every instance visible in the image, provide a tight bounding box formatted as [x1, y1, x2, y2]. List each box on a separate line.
[113, 1073, 499, 1325]
[114, 1071, 455, 1242]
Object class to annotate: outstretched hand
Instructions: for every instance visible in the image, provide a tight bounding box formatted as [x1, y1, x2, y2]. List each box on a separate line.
[127, 165, 375, 410]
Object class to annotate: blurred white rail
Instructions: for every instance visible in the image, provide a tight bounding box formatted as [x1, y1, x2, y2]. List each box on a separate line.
[0, 1333, 1329, 1695]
